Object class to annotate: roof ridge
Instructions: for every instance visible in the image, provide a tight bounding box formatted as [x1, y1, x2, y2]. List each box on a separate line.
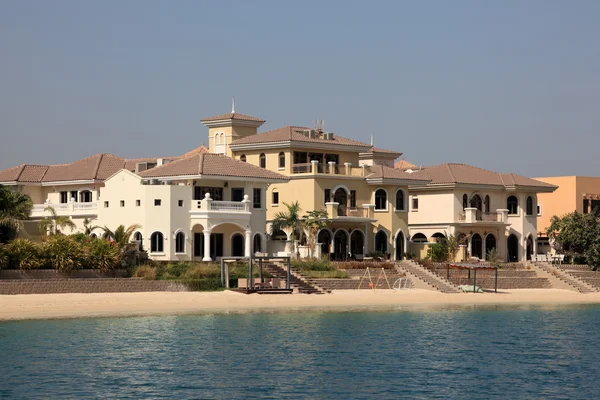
[445, 163, 457, 182]
[92, 154, 104, 179]
[14, 165, 26, 181]
[198, 153, 205, 174]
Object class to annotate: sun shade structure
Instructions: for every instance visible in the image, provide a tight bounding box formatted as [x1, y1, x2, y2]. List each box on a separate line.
[448, 263, 499, 293]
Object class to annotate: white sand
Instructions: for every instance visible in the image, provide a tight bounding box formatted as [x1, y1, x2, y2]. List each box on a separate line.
[2, 289, 600, 321]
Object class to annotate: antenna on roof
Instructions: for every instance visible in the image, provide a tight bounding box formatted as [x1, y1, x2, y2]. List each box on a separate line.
[231, 97, 235, 113]
[322, 120, 325, 132]
[370, 135, 374, 146]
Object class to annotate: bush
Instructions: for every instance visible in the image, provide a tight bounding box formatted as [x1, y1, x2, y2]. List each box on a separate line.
[0, 244, 7, 269]
[182, 278, 223, 291]
[427, 242, 448, 262]
[334, 261, 397, 269]
[367, 251, 385, 259]
[302, 270, 349, 279]
[292, 258, 333, 271]
[133, 265, 158, 280]
[4, 239, 42, 270]
[42, 235, 85, 272]
[89, 238, 120, 272]
[182, 264, 221, 279]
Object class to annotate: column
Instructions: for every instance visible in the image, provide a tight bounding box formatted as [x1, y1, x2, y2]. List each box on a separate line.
[245, 230, 252, 257]
[202, 230, 212, 261]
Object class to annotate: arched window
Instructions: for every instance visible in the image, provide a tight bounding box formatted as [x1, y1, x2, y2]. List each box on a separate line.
[150, 232, 164, 253]
[462, 194, 468, 209]
[411, 233, 428, 243]
[507, 196, 519, 215]
[375, 189, 387, 210]
[175, 232, 185, 253]
[278, 152, 285, 169]
[80, 190, 92, 203]
[395, 189, 405, 211]
[272, 190, 279, 205]
[133, 232, 143, 250]
[526, 196, 534, 216]
[484, 195, 490, 213]
[253, 234, 262, 253]
[259, 153, 266, 168]
[240, 154, 246, 162]
[90, 233, 97, 239]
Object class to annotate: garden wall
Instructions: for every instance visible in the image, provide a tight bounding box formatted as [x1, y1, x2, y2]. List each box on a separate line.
[0, 269, 129, 280]
[0, 278, 190, 295]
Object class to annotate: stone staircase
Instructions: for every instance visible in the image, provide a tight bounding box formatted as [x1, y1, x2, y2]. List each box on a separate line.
[533, 262, 598, 293]
[263, 263, 329, 294]
[396, 260, 461, 293]
[429, 264, 552, 290]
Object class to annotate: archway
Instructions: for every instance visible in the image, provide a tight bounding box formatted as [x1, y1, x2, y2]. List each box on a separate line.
[470, 194, 483, 211]
[431, 232, 446, 243]
[334, 188, 348, 216]
[334, 230, 349, 260]
[507, 234, 519, 262]
[375, 230, 388, 255]
[318, 229, 332, 259]
[231, 234, 244, 257]
[471, 233, 483, 259]
[253, 233, 262, 253]
[485, 234, 497, 260]
[395, 231, 405, 260]
[526, 236, 534, 261]
[350, 230, 364, 257]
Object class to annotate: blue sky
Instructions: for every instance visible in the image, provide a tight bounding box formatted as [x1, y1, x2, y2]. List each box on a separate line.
[1, 0, 599, 176]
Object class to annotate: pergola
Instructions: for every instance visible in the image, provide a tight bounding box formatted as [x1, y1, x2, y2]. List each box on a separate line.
[220, 255, 291, 292]
[448, 263, 499, 293]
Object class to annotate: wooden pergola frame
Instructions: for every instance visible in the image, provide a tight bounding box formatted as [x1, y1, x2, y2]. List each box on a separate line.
[448, 263, 499, 293]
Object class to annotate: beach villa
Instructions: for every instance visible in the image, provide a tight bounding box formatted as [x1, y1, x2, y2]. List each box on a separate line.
[0, 107, 556, 263]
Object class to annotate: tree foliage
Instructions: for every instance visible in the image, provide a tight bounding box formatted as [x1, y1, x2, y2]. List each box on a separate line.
[4, 239, 41, 270]
[42, 235, 85, 272]
[271, 201, 304, 257]
[101, 224, 141, 248]
[39, 206, 76, 236]
[547, 211, 600, 270]
[303, 210, 329, 258]
[0, 185, 33, 243]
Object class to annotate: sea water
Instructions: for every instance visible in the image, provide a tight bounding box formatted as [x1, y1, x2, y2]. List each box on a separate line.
[1, 305, 599, 399]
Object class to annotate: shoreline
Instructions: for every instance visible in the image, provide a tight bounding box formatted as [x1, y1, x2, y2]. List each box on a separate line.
[3, 289, 600, 321]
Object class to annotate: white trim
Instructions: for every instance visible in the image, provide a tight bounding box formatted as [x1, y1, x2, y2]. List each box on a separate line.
[393, 228, 406, 260]
[230, 140, 372, 153]
[40, 180, 98, 187]
[149, 231, 165, 253]
[211, 221, 247, 231]
[172, 228, 189, 240]
[537, 204, 542, 216]
[332, 184, 351, 195]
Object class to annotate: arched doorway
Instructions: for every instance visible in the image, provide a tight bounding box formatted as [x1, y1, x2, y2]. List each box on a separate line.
[526, 236, 534, 261]
[470, 194, 483, 211]
[431, 232, 446, 243]
[334, 188, 348, 216]
[231, 234, 244, 257]
[485, 234, 496, 260]
[507, 234, 519, 262]
[253, 234, 262, 253]
[395, 231, 405, 260]
[334, 230, 349, 260]
[471, 233, 483, 259]
[350, 230, 364, 257]
[375, 230, 388, 255]
[318, 230, 332, 259]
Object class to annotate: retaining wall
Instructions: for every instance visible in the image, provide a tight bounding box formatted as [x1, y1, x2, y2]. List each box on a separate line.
[0, 278, 190, 295]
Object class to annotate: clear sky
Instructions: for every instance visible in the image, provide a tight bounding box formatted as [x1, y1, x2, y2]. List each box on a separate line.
[1, 0, 599, 177]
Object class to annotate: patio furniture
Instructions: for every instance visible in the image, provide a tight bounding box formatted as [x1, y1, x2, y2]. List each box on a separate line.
[238, 278, 249, 289]
[271, 278, 281, 288]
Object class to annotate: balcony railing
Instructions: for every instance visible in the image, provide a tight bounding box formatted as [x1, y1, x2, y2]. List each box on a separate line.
[291, 162, 370, 176]
[191, 198, 250, 213]
[458, 208, 508, 223]
[31, 202, 98, 217]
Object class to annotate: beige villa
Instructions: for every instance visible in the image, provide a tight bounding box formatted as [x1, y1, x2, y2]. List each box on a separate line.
[0, 106, 556, 263]
[396, 162, 557, 262]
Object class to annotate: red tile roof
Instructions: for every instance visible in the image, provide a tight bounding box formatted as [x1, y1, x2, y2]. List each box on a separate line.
[231, 126, 372, 148]
[366, 165, 431, 182]
[394, 159, 418, 170]
[407, 163, 557, 189]
[138, 153, 288, 181]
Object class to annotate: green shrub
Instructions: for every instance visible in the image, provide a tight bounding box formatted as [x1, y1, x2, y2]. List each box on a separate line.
[0, 244, 7, 269]
[302, 270, 349, 279]
[334, 261, 397, 269]
[42, 235, 85, 272]
[427, 242, 448, 262]
[292, 258, 333, 271]
[89, 238, 120, 272]
[133, 265, 158, 280]
[5, 239, 42, 269]
[182, 264, 221, 279]
[182, 278, 223, 291]
[367, 250, 385, 259]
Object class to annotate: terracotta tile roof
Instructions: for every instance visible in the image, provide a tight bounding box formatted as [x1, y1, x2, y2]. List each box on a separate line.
[201, 112, 265, 123]
[0, 165, 26, 182]
[138, 153, 288, 181]
[231, 126, 372, 148]
[366, 165, 431, 181]
[18, 165, 50, 182]
[407, 163, 557, 188]
[369, 147, 402, 155]
[180, 145, 210, 158]
[394, 159, 418, 170]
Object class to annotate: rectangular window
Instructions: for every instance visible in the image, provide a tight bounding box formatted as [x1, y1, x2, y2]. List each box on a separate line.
[583, 199, 589, 214]
[592, 200, 600, 215]
[272, 191, 279, 205]
[350, 190, 357, 208]
[194, 186, 223, 201]
[178, 200, 183, 207]
[120, 200, 125, 207]
[231, 188, 244, 202]
[324, 189, 331, 204]
[70, 191, 78, 202]
[253, 188, 262, 209]
[412, 197, 419, 211]
[81, 191, 92, 202]
[60, 191, 68, 204]
[136, 200, 141, 207]
[104, 201, 109, 208]
[537, 205, 542, 216]
[154, 199, 161, 206]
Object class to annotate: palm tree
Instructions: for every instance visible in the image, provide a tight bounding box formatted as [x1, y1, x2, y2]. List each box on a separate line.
[271, 201, 304, 257]
[0, 185, 33, 243]
[39, 206, 76, 236]
[101, 224, 141, 248]
[83, 217, 99, 236]
[303, 210, 329, 258]
[446, 233, 468, 262]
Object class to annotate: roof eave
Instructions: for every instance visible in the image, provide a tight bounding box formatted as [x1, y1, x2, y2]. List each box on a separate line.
[366, 178, 431, 186]
[201, 119, 265, 128]
[40, 179, 101, 186]
[142, 174, 289, 183]
[230, 140, 373, 153]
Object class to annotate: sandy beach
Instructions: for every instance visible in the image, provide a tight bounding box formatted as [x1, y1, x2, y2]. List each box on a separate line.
[1, 289, 600, 321]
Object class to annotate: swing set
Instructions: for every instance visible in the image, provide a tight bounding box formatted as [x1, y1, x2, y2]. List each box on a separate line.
[357, 267, 393, 290]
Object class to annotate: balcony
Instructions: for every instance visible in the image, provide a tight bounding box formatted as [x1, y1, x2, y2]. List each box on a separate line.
[192, 199, 249, 212]
[457, 208, 509, 224]
[30, 202, 98, 218]
[291, 161, 370, 177]
[324, 202, 374, 220]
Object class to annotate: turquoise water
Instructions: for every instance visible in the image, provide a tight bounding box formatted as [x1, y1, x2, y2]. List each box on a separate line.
[1, 305, 599, 399]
